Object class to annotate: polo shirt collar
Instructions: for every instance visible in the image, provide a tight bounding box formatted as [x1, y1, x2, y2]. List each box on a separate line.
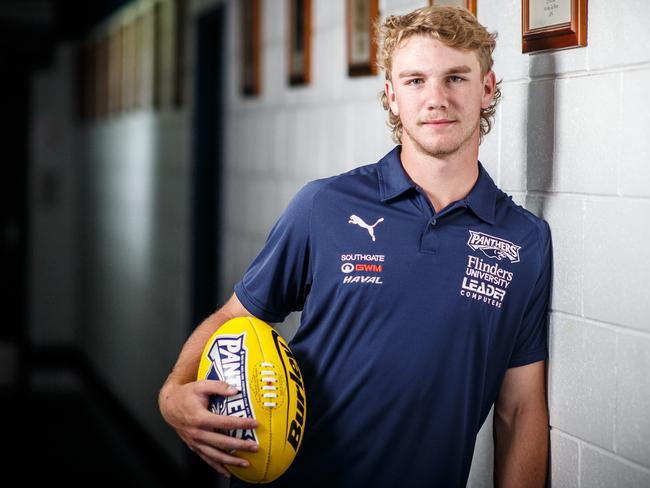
[464, 162, 498, 225]
[378, 146, 416, 202]
[378, 145, 498, 225]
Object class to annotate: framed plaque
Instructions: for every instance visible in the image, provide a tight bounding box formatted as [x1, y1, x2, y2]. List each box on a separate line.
[136, 7, 155, 110]
[96, 36, 109, 120]
[522, 0, 587, 53]
[108, 28, 123, 116]
[429, 0, 477, 16]
[173, 0, 186, 107]
[242, 0, 261, 96]
[122, 20, 136, 112]
[153, 0, 174, 109]
[347, 0, 379, 77]
[288, 0, 311, 86]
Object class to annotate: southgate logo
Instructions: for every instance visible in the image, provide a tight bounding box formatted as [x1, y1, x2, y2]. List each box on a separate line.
[467, 231, 521, 263]
[206, 333, 257, 443]
[340, 253, 384, 285]
[348, 214, 384, 242]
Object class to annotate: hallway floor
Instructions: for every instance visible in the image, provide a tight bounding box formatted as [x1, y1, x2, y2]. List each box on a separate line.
[0, 364, 187, 486]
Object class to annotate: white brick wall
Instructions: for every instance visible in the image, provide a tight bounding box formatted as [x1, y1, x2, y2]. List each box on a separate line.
[218, 0, 650, 485]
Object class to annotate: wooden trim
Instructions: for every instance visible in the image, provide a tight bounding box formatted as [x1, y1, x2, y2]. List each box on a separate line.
[241, 0, 262, 96]
[173, 0, 187, 107]
[347, 0, 379, 77]
[288, 0, 311, 86]
[522, 0, 588, 53]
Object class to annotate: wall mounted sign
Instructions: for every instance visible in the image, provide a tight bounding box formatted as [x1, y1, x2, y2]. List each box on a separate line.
[522, 0, 587, 53]
[347, 0, 379, 77]
[242, 0, 261, 96]
[288, 0, 311, 86]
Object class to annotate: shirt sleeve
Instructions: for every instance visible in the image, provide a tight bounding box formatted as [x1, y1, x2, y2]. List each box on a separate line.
[508, 220, 553, 368]
[234, 181, 321, 323]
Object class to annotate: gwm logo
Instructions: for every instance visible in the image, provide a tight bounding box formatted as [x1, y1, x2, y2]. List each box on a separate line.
[467, 231, 521, 263]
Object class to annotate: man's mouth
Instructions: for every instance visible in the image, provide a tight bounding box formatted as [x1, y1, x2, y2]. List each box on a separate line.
[421, 119, 456, 126]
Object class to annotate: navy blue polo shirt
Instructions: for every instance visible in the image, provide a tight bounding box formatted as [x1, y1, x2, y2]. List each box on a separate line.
[233, 146, 552, 487]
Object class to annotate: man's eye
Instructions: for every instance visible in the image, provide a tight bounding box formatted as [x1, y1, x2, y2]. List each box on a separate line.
[407, 78, 423, 86]
[448, 76, 465, 83]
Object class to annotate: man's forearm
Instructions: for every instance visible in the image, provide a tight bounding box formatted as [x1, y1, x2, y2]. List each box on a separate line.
[493, 405, 549, 488]
[161, 308, 238, 394]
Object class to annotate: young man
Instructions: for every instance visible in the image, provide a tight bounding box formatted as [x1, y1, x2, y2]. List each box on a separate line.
[159, 6, 551, 487]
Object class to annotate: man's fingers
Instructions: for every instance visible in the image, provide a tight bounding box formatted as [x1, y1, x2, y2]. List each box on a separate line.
[195, 429, 259, 453]
[196, 379, 241, 396]
[194, 441, 252, 468]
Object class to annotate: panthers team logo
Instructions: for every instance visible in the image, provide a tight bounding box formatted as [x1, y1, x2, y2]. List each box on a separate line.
[206, 333, 257, 442]
[467, 230, 521, 263]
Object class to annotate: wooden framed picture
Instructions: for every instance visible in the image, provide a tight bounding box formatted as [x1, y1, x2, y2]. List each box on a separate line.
[96, 35, 109, 120]
[173, 0, 186, 107]
[347, 0, 379, 77]
[522, 0, 587, 53]
[288, 0, 311, 86]
[108, 27, 123, 116]
[136, 7, 155, 110]
[153, 0, 171, 109]
[429, 0, 477, 16]
[241, 0, 261, 96]
[122, 20, 136, 112]
[153, 0, 186, 109]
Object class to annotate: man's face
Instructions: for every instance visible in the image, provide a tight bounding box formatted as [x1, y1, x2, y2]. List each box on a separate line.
[385, 35, 496, 158]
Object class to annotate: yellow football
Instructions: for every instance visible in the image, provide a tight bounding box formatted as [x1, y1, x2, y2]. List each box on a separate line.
[196, 316, 307, 483]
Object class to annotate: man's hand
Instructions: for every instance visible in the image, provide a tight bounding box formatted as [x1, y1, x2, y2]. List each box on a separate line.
[159, 379, 260, 478]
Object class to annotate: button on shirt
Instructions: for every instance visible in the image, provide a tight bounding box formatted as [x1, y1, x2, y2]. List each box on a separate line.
[233, 146, 552, 487]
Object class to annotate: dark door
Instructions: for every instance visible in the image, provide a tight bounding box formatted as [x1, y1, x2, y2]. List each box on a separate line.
[189, 4, 226, 486]
[0, 60, 29, 390]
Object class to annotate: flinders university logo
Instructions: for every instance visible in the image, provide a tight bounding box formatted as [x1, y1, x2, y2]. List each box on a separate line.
[467, 231, 521, 263]
[206, 334, 257, 442]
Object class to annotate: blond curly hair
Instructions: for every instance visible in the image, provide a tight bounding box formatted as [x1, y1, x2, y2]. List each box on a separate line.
[376, 6, 501, 144]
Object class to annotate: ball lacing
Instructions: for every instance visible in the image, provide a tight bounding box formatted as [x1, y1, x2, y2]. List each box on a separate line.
[260, 362, 279, 408]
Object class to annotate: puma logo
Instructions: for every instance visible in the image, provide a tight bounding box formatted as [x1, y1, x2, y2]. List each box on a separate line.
[348, 215, 384, 242]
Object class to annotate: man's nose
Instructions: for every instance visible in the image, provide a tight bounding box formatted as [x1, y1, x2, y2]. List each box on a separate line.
[424, 81, 449, 110]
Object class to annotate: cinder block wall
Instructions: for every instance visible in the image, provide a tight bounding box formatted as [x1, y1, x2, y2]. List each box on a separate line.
[218, 0, 650, 485]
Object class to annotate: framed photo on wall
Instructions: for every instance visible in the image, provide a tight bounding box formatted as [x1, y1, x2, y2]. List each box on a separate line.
[122, 20, 136, 112]
[136, 6, 155, 110]
[108, 27, 123, 116]
[522, 0, 587, 53]
[173, 0, 186, 107]
[429, 0, 477, 16]
[241, 0, 261, 96]
[288, 0, 311, 86]
[96, 36, 109, 120]
[347, 0, 379, 77]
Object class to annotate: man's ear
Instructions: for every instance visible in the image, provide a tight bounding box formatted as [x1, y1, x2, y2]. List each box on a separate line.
[385, 79, 399, 116]
[481, 71, 497, 109]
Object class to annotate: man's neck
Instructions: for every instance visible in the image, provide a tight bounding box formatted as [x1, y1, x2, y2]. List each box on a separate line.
[400, 140, 480, 213]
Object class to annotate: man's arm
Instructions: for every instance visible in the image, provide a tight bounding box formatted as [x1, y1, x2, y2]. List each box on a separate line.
[158, 293, 260, 478]
[493, 359, 549, 488]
